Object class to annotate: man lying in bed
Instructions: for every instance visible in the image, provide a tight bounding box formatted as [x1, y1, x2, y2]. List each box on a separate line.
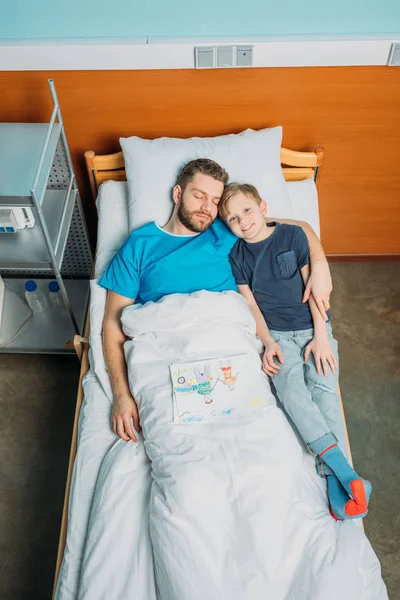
[99, 158, 332, 442]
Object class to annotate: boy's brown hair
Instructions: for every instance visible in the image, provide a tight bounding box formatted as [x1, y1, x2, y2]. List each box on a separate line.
[176, 159, 229, 193]
[219, 182, 263, 219]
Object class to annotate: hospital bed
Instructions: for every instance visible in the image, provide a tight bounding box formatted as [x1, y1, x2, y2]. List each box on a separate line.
[52, 142, 367, 599]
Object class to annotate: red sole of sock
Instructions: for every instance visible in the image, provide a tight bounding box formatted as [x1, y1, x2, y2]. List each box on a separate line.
[344, 480, 368, 517]
[330, 509, 342, 521]
[345, 500, 368, 517]
[350, 479, 367, 506]
[331, 505, 368, 520]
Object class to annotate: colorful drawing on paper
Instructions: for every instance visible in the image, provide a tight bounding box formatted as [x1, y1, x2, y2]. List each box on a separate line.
[170, 354, 270, 424]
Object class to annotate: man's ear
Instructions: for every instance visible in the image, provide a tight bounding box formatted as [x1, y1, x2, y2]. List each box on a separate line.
[260, 200, 267, 216]
[173, 185, 182, 205]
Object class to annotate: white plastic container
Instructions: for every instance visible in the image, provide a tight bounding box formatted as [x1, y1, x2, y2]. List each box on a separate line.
[24, 280, 48, 313]
[48, 280, 65, 309]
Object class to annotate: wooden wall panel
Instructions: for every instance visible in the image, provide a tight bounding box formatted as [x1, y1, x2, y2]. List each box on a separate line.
[0, 67, 399, 255]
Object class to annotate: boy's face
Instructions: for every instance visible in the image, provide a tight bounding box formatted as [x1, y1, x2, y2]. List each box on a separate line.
[173, 173, 224, 233]
[224, 192, 267, 241]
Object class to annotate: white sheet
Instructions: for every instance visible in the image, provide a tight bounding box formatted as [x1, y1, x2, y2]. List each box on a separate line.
[94, 180, 130, 279]
[286, 178, 321, 238]
[55, 181, 156, 599]
[55, 179, 387, 600]
[82, 291, 386, 599]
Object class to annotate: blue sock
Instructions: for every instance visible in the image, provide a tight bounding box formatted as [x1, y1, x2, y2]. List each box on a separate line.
[309, 436, 372, 509]
[327, 475, 370, 520]
[318, 444, 362, 496]
[320, 444, 372, 511]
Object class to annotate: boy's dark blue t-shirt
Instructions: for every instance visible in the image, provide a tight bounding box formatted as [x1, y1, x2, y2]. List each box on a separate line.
[229, 222, 316, 331]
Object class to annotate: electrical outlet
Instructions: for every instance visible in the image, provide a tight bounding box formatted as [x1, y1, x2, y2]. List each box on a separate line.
[195, 47, 214, 68]
[236, 45, 253, 67]
[217, 46, 234, 68]
[195, 44, 253, 68]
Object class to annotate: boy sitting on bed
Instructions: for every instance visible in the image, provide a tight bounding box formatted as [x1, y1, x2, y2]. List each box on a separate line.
[218, 182, 372, 521]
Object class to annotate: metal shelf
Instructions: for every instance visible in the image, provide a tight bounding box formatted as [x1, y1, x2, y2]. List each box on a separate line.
[0, 123, 62, 206]
[0, 79, 93, 345]
[0, 278, 89, 353]
[0, 189, 77, 270]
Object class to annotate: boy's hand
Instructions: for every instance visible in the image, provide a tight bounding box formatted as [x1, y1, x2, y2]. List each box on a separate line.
[112, 393, 141, 442]
[262, 341, 284, 377]
[302, 260, 332, 320]
[304, 335, 337, 377]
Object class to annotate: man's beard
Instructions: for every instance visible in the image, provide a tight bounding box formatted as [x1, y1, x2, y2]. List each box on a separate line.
[177, 199, 214, 233]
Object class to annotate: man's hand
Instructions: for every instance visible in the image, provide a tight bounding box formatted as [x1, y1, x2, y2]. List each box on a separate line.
[302, 260, 332, 320]
[112, 393, 141, 442]
[103, 290, 138, 441]
[304, 334, 337, 377]
[262, 340, 284, 377]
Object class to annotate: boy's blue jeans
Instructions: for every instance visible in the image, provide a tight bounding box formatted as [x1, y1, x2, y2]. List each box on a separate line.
[269, 323, 348, 476]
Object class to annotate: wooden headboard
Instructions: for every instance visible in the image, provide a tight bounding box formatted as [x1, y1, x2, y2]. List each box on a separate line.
[84, 146, 325, 202]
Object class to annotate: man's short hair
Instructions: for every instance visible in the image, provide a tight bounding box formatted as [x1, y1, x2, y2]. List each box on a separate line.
[219, 182, 263, 219]
[176, 158, 229, 192]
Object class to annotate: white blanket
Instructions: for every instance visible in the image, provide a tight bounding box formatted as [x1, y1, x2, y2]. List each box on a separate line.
[74, 290, 386, 599]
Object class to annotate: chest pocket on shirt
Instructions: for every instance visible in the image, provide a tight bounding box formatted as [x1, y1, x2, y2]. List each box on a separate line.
[276, 250, 297, 279]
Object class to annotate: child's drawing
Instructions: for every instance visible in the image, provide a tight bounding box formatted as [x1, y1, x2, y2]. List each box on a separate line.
[193, 366, 214, 404]
[219, 360, 237, 390]
[170, 354, 271, 424]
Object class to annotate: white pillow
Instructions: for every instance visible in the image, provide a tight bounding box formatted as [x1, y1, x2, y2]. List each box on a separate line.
[120, 127, 291, 231]
[285, 178, 320, 239]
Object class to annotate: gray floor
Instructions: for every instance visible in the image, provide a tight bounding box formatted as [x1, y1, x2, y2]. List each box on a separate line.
[0, 262, 399, 600]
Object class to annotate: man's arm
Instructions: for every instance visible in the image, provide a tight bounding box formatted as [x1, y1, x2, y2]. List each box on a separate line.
[103, 290, 140, 441]
[266, 217, 332, 318]
[300, 265, 337, 377]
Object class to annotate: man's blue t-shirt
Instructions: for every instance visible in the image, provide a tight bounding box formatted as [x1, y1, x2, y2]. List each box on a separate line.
[229, 222, 315, 331]
[99, 219, 237, 303]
